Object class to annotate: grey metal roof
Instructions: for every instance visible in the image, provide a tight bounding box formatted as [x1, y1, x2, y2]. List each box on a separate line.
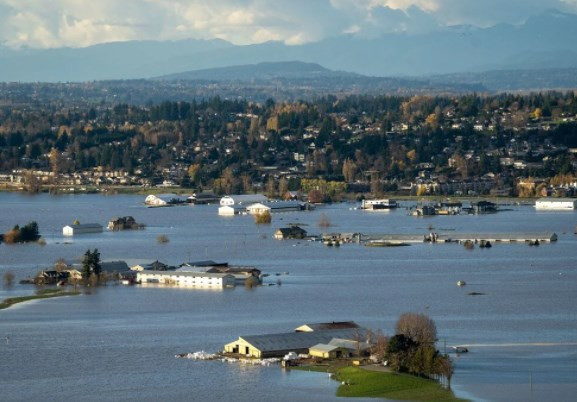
[239, 328, 366, 352]
[247, 201, 304, 210]
[309, 343, 339, 353]
[66, 223, 103, 229]
[297, 321, 360, 331]
[100, 261, 130, 272]
[139, 271, 232, 278]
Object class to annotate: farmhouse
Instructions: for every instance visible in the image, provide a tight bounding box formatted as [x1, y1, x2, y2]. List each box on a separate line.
[535, 197, 577, 210]
[274, 226, 307, 240]
[107, 216, 143, 230]
[62, 223, 103, 236]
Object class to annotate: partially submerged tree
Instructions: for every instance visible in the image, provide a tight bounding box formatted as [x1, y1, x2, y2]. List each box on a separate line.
[254, 211, 271, 224]
[82, 249, 101, 279]
[386, 312, 453, 387]
[3, 271, 15, 288]
[395, 312, 437, 345]
[317, 213, 332, 228]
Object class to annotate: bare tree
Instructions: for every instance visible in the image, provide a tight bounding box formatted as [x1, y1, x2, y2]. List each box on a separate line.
[371, 330, 389, 361]
[3, 271, 15, 288]
[395, 312, 437, 345]
[317, 213, 332, 228]
[53, 258, 68, 272]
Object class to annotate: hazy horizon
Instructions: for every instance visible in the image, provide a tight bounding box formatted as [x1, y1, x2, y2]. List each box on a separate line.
[1, 0, 577, 49]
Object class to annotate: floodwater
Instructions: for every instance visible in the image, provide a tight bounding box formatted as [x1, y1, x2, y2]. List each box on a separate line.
[1, 193, 576, 401]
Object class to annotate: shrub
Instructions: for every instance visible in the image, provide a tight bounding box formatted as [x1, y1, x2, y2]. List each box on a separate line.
[317, 213, 332, 228]
[3, 271, 15, 288]
[157, 234, 170, 243]
[254, 211, 271, 224]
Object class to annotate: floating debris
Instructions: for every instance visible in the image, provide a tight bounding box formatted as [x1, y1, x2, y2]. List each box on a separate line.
[176, 351, 218, 360]
[222, 357, 280, 366]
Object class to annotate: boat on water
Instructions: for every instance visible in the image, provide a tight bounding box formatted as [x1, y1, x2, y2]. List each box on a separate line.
[453, 346, 469, 353]
[365, 240, 411, 247]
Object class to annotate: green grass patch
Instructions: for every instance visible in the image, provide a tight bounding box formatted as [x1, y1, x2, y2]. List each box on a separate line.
[335, 367, 467, 401]
[0, 289, 80, 310]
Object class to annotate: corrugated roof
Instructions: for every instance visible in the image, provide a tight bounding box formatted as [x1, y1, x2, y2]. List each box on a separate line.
[138, 271, 232, 278]
[66, 223, 102, 229]
[297, 321, 360, 331]
[239, 328, 366, 352]
[309, 343, 339, 353]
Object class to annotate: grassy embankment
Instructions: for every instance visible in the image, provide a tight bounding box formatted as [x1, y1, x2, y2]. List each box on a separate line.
[295, 365, 466, 401]
[0, 289, 80, 310]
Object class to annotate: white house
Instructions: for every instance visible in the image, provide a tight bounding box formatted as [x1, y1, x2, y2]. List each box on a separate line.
[136, 271, 235, 288]
[62, 223, 103, 236]
[535, 198, 577, 210]
[220, 194, 268, 206]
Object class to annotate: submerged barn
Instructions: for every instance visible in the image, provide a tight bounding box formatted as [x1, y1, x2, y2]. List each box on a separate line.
[224, 322, 364, 358]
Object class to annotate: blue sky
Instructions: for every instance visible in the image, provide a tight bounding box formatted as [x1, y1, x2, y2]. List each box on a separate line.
[1, 0, 576, 48]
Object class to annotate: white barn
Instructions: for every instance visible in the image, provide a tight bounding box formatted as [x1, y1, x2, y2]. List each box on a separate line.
[62, 223, 103, 236]
[361, 199, 398, 210]
[220, 194, 268, 206]
[218, 205, 246, 216]
[535, 198, 577, 210]
[246, 201, 304, 215]
[137, 271, 236, 288]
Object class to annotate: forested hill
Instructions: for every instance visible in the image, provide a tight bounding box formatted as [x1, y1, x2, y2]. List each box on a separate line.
[155, 61, 359, 81]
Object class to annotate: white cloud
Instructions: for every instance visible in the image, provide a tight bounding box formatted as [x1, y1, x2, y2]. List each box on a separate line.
[0, 0, 576, 49]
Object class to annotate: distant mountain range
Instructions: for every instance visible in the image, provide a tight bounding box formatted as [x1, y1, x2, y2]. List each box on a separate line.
[154, 61, 359, 81]
[1, 9, 577, 87]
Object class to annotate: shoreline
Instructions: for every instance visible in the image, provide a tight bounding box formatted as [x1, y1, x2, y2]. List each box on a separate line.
[0, 186, 540, 205]
[0, 289, 81, 310]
